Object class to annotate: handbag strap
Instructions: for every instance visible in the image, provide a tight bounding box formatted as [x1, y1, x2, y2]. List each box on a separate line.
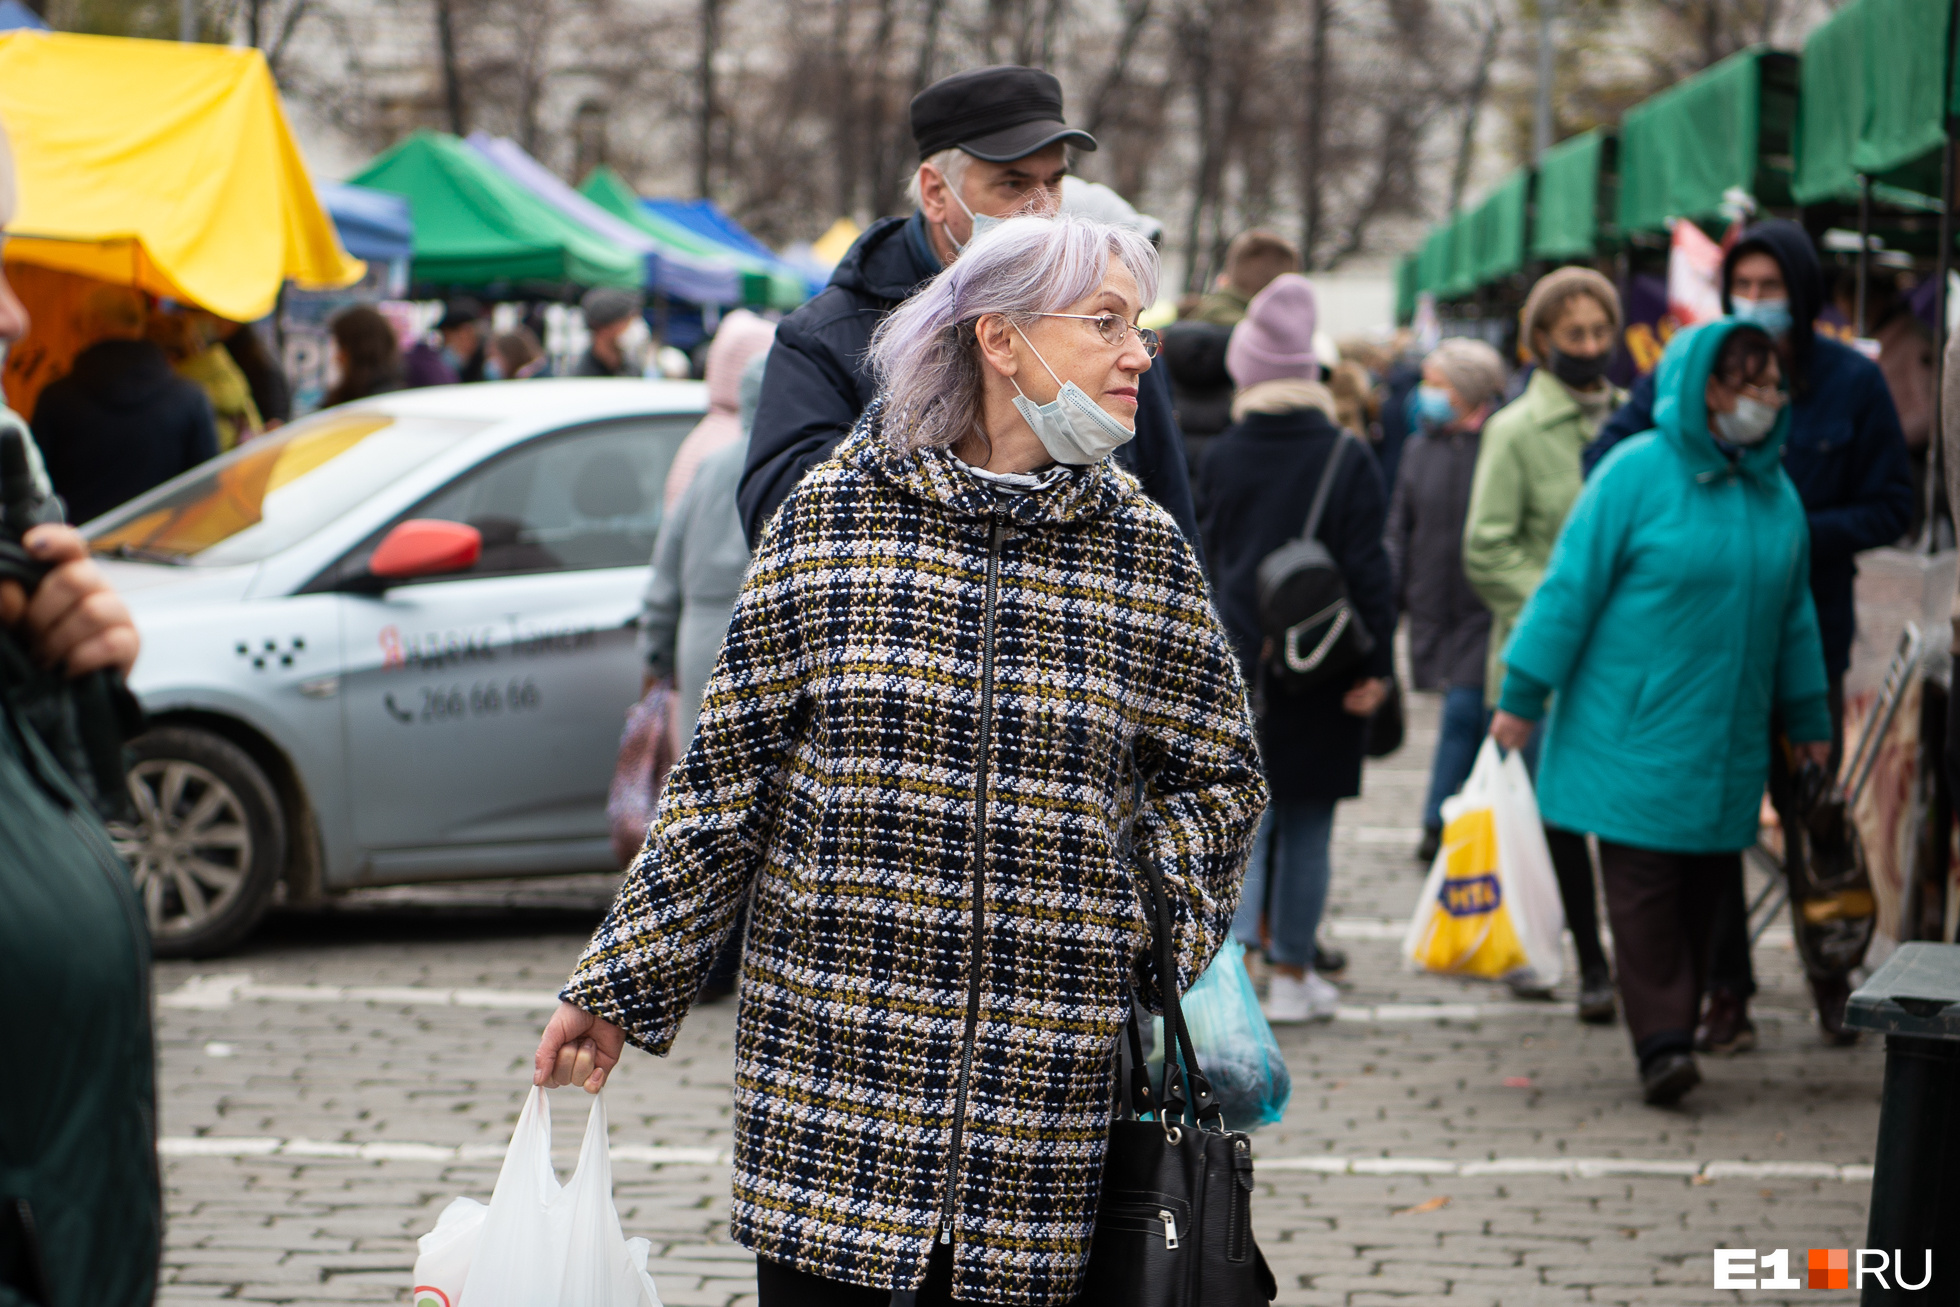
[1133, 855, 1224, 1130]
[1297, 431, 1354, 546]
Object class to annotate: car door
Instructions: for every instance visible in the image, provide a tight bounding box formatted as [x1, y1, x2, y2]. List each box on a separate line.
[336, 416, 691, 874]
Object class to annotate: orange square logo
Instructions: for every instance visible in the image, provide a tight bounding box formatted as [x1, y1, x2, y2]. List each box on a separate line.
[1808, 1248, 1849, 1290]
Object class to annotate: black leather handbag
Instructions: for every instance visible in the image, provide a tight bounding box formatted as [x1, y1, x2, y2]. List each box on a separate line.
[1254, 432, 1376, 695]
[1078, 857, 1278, 1306]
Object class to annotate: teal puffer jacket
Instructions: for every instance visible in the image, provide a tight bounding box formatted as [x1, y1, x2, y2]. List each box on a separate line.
[1499, 320, 1833, 854]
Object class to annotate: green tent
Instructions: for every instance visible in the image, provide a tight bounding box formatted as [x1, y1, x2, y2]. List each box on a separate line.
[349, 131, 643, 290]
[1395, 253, 1419, 324]
[1416, 223, 1454, 298]
[1444, 213, 1480, 298]
[1617, 46, 1800, 232]
[1532, 129, 1613, 259]
[1467, 169, 1530, 284]
[1793, 0, 1953, 205]
[578, 166, 805, 310]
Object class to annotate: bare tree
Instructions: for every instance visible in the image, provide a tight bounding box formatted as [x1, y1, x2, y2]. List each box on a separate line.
[696, 0, 721, 197]
[1447, 0, 1502, 211]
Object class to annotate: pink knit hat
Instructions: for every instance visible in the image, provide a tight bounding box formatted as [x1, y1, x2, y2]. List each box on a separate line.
[1225, 272, 1320, 388]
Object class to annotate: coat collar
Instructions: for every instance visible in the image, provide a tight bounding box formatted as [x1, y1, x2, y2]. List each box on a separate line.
[844, 397, 1138, 528]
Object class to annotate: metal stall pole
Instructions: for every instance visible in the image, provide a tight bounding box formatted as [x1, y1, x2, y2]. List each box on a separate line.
[1857, 174, 1873, 337]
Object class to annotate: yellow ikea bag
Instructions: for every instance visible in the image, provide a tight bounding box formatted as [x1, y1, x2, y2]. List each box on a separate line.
[1403, 739, 1565, 986]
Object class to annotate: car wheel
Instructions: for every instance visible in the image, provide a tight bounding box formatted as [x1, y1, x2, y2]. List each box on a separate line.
[105, 726, 288, 958]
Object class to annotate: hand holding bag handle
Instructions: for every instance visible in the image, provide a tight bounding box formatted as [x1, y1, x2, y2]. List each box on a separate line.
[1081, 857, 1276, 1306]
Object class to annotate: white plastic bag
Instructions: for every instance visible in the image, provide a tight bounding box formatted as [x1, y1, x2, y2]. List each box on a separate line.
[1403, 738, 1566, 989]
[411, 1087, 663, 1307]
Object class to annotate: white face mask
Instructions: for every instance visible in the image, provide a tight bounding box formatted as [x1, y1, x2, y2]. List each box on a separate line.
[1007, 324, 1136, 466]
[615, 317, 652, 375]
[944, 184, 1003, 256]
[1714, 395, 1780, 446]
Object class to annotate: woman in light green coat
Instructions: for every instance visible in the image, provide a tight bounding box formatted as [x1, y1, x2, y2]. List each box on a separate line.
[1489, 320, 1832, 1107]
[1460, 266, 1623, 1020]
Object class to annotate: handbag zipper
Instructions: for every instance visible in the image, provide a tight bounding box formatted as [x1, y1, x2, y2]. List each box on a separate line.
[1159, 1209, 1180, 1249]
[940, 513, 1003, 1246]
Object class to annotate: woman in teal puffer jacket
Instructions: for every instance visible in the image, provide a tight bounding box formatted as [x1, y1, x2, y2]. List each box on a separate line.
[1489, 320, 1832, 1107]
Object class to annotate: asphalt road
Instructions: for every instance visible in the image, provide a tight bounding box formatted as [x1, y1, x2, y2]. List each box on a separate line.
[152, 688, 1886, 1305]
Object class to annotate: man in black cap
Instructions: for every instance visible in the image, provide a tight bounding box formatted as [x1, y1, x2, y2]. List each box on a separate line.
[737, 64, 1198, 549]
[404, 296, 487, 387]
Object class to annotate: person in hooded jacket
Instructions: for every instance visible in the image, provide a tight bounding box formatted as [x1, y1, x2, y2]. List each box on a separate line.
[1490, 321, 1832, 1106]
[740, 65, 1199, 551]
[1387, 338, 1506, 864]
[1583, 219, 1912, 1050]
[34, 284, 219, 525]
[1200, 273, 1397, 1024]
[663, 309, 776, 510]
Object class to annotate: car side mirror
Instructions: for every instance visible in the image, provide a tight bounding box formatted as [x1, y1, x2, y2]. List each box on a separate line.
[348, 519, 482, 592]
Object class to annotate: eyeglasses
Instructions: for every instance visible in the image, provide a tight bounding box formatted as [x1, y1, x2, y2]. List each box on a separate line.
[1031, 312, 1160, 358]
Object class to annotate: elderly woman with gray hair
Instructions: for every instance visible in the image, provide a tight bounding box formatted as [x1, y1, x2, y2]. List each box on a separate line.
[1387, 337, 1509, 864]
[535, 213, 1265, 1306]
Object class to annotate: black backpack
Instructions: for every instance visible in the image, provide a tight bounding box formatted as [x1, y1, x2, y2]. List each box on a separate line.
[1254, 432, 1376, 695]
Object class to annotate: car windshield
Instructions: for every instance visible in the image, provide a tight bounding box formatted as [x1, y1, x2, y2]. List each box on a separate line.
[87, 409, 491, 566]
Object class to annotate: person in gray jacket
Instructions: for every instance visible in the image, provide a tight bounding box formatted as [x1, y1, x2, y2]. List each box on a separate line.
[639, 348, 769, 750]
[1385, 337, 1507, 864]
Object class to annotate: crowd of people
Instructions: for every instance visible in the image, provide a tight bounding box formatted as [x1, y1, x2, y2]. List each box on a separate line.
[0, 49, 1935, 1307]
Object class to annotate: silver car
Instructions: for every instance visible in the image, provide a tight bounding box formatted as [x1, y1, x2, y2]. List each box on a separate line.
[85, 378, 708, 956]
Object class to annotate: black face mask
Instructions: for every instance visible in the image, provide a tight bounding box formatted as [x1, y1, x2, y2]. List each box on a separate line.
[1547, 346, 1612, 389]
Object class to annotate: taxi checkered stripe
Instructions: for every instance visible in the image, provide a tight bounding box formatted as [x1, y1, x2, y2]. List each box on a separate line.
[563, 401, 1265, 1305]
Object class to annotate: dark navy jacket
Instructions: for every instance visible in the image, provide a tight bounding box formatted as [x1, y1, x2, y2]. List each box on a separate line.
[740, 211, 1198, 550]
[35, 339, 219, 526]
[1582, 220, 1911, 678]
[1199, 408, 1397, 802]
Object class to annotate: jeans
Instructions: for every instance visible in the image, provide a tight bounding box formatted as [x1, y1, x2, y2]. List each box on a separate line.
[1232, 798, 1337, 970]
[1422, 684, 1488, 831]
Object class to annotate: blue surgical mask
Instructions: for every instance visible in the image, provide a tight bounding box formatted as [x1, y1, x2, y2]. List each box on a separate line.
[1731, 296, 1793, 340]
[945, 186, 1004, 255]
[1008, 325, 1137, 465]
[1413, 384, 1456, 428]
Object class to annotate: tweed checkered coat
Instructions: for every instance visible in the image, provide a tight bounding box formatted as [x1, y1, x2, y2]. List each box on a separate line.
[563, 403, 1265, 1305]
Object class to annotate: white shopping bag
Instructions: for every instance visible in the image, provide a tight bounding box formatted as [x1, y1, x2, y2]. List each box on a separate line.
[411, 1087, 663, 1307]
[1403, 738, 1566, 989]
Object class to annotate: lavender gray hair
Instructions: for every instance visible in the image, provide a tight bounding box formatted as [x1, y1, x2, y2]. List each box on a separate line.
[866, 213, 1160, 454]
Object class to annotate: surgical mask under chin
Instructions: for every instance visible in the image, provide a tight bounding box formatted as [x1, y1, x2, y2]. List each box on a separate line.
[944, 186, 1004, 255]
[1731, 296, 1793, 340]
[1413, 384, 1456, 428]
[1714, 395, 1780, 446]
[1008, 326, 1136, 466]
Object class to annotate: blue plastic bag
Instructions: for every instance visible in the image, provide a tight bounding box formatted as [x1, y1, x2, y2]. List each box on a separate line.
[1150, 939, 1292, 1132]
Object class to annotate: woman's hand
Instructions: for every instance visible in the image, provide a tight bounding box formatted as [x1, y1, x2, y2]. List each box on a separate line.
[533, 1001, 626, 1093]
[1343, 677, 1390, 717]
[0, 525, 139, 677]
[1798, 740, 1832, 768]
[1489, 710, 1534, 752]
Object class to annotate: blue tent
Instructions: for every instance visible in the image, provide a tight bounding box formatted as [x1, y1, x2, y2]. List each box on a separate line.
[644, 197, 823, 297]
[319, 181, 413, 263]
[0, 0, 49, 29]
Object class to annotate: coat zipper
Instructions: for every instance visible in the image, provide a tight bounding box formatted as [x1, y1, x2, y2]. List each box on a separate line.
[940, 514, 1003, 1246]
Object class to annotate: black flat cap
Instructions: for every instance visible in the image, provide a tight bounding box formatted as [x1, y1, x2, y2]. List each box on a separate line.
[910, 65, 1098, 162]
[436, 297, 483, 330]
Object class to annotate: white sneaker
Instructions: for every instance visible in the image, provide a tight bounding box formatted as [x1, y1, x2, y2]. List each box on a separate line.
[1264, 970, 1341, 1023]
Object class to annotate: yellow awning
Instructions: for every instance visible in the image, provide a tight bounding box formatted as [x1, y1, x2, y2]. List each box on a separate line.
[0, 31, 362, 321]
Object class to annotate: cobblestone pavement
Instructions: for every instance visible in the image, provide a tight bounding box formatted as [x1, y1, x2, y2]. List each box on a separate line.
[153, 689, 1886, 1306]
